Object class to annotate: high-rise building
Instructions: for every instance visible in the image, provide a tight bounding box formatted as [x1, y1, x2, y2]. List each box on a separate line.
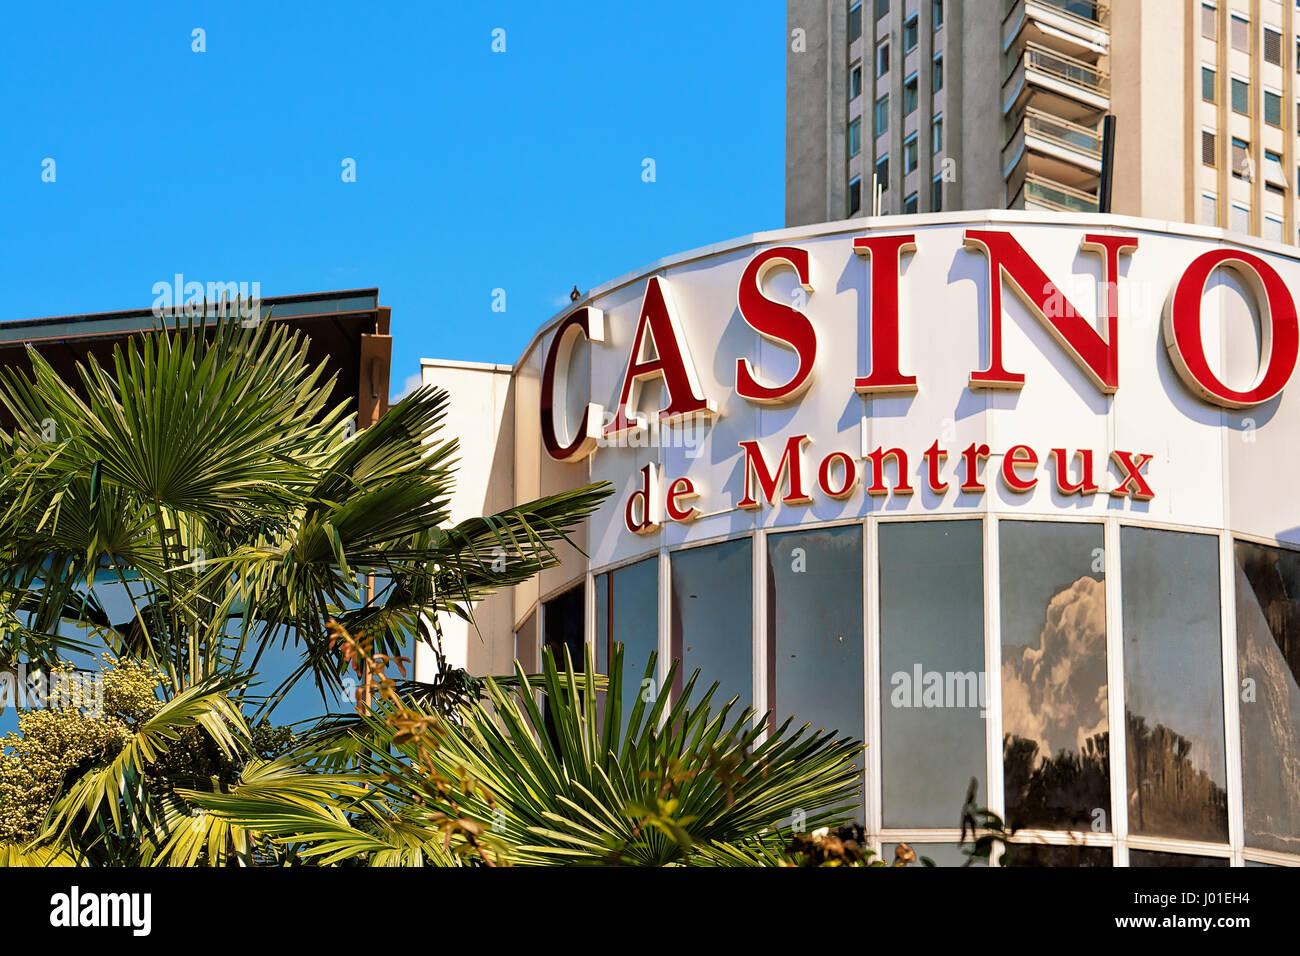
[786, 0, 1299, 243]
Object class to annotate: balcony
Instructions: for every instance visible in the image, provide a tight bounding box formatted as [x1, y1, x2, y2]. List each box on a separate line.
[1003, 0, 1110, 58]
[1003, 108, 1103, 180]
[1014, 172, 1100, 213]
[1002, 42, 1110, 122]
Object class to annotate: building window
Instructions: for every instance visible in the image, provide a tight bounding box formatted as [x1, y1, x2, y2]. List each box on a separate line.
[932, 54, 944, 92]
[542, 586, 584, 669]
[1265, 27, 1282, 66]
[1232, 137, 1252, 179]
[850, 64, 862, 100]
[1001, 522, 1110, 832]
[542, 585, 585, 741]
[1202, 3, 1217, 40]
[1121, 527, 1228, 844]
[1231, 76, 1250, 114]
[1129, 850, 1228, 868]
[931, 174, 943, 211]
[932, 0, 943, 29]
[767, 526, 865, 822]
[1234, 541, 1300, 855]
[1265, 148, 1287, 188]
[875, 0, 889, 21]
[931, 114, 943, 152]
[1265, 215, 1284, 240]
[904, 132, 919, 172]
[515, 610, 538, 674]
[1232, 201, 1251, 232]
[904, 191, 918, 213]
[1202, 66, 1216, 102]
[904, 73, 918, 115]
[877, 40, 890, 77]
[1231, 14, 1250, 53]
[1200, 192, 1217, 225]
[849, 1, 863, 42]
[670, 539, 753, 712]
[849, 174, 863, 215]
[594, 558, 658, 736]
[1265, 89, 1282, 127]
[875, 154, 889, 188]
[875, 94, 889, 135]
[904, 13, 919, 51]
[1201, 129, 1216, 166]
[849, 117, 862, 157]
[879, 521, 985, 828]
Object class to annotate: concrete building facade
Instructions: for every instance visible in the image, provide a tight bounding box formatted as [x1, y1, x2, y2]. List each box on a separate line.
[787, 0, 1300, 244]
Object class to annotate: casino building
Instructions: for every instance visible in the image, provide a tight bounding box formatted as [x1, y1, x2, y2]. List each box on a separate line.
[420, 210, 1300, 866]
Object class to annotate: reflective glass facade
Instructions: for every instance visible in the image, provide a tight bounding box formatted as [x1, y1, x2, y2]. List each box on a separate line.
[528, 516, 1300, 867]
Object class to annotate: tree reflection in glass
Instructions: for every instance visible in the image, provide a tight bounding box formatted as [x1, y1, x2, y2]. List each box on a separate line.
[1121, 527, 1228, 843]
[1234, 540, 1300, 855]
[1000, 521, 1110, 831]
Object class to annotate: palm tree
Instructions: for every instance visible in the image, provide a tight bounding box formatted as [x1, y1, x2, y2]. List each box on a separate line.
[171, 640, 865, 866]
[0, 315, 608, 864]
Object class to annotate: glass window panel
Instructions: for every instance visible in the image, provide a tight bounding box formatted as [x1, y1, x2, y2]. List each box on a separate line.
[1000, 521, 1110, 831]
[1231, 14, 1249, 53]
[1202, 66, 1216, 102]
[1231, 77, 1249, 114]
[516, 610, 538, 674]
[767, 525, 865, 816]
[904, 15, 918, 51]
[882, 842, 984, 867]
[1234, 541, 1300, 854]
[1266, 90, 1282, 127]
[1129, 850, 1229, 867]
[904, 76, 918, 115]
[879, 520, 985, 828]
[849, 1, 863, 42]
[1121, 527, 1228, 843]
[670, 539, 753, 714]
[596, 557, 659, 733]
[1201, 4, 1216, 40]
[1001, 843, 1112, 867]
[543, 585, 584, 669]
[849, 117, 862, 157]
[875, 95, 889, 135]
[1201, 193, 1217, 225]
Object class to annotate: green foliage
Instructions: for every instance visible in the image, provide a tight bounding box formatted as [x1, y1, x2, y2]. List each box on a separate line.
[0, 316, 609, 866]
[0, 657, 161, 844]
[178, 642, 866, 867]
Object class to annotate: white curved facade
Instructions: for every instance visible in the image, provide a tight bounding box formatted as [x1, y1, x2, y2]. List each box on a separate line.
[422, 210, 1300, 866]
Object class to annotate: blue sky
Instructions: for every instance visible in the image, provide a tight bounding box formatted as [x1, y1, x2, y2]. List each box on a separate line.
[0, 1, 786, 400]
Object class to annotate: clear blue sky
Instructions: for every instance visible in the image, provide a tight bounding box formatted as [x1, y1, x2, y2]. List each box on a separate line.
[0, 1, 786, 400]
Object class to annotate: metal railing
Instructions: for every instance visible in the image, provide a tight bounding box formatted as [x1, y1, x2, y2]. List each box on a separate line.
[1019, 42, 1109, 95]
[1021, 108, 1103, 158]
[1023, 173, 1099, 212]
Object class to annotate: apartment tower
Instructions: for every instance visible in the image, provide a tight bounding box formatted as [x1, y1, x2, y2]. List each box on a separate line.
[787, 0, 1298, 243]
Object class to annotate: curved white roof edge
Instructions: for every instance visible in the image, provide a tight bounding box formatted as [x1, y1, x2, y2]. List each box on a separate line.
[510, 208, 1300, 376]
